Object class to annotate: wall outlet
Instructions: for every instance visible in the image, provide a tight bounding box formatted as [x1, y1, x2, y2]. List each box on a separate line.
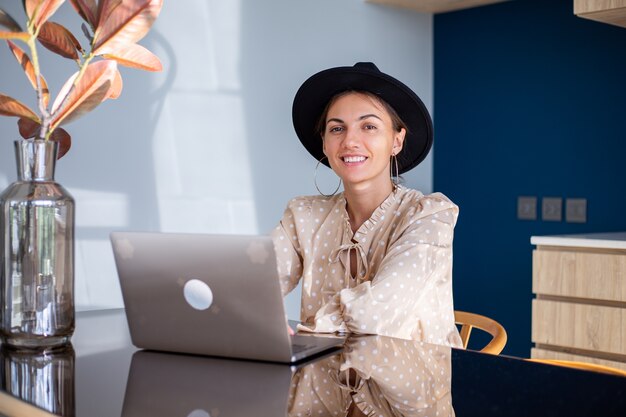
[566, 198, 587, 223]
[542, 197, 562, 222]
[517, 196, 537, 220]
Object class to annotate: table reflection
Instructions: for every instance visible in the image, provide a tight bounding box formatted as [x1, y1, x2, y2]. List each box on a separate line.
[120, 335, 453, 417]
[289, 335, 453, 416]
[0, 344, 75, 417]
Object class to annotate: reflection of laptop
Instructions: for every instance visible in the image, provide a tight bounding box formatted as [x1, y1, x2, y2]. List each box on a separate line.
[122, 350, 297, 417]
[110, 232, 343, 363]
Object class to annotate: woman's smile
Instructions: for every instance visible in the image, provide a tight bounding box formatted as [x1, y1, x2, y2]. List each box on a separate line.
[341, 155, 368, 164]
[322, 92, 404, 191]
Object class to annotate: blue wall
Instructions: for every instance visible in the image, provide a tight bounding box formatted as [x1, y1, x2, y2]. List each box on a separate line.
[434, 0, 626, 357]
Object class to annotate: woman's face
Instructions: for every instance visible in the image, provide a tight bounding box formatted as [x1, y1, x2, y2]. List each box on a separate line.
[322, 92, 405, 190]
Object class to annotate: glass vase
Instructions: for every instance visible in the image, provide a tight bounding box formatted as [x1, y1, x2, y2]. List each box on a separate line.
[0, 344, 75, 417]
[0, 139, 75, 348]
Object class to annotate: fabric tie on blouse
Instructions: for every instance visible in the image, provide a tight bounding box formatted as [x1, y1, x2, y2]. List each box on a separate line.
[329, 242, 369, 286]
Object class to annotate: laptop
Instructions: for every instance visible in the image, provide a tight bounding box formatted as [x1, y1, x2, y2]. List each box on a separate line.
[110, 232, 344, 363]
[121, 349, 304, 417]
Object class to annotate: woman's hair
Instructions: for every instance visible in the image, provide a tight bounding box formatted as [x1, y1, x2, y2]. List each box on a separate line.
[315, 90, 408, 138]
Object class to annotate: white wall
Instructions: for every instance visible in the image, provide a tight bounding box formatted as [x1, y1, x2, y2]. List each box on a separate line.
[0, 0, 433, 319]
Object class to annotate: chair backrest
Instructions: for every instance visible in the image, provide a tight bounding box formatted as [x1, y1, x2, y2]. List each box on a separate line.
[529, 358, 626, 377]
[454, 310, 507, 355]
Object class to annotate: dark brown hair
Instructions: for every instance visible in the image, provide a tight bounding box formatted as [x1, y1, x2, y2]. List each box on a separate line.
[315, 90, 408, 138]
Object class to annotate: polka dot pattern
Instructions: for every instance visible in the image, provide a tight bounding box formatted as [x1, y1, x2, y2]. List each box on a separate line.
[287, 335, 454, 416]
[272, 185, 462, 347]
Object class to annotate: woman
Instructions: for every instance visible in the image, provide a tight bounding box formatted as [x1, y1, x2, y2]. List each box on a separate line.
[272, 63, 461, 347]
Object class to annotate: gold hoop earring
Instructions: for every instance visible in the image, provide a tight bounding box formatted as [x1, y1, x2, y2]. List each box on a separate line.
[390, 153, 400, 187]
[314, 157, 342, 197]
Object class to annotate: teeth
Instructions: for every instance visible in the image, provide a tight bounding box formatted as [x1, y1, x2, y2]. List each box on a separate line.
[343, 156, 366, 163]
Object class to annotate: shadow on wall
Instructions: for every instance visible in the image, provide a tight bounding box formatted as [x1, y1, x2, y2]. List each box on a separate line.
[0, 3, 169, 310]
[1, 1, 435, 318]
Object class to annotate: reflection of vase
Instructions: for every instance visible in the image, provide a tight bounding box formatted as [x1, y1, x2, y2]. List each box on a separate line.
[0, 140, 75, 348]
[0, 344, 75, 417]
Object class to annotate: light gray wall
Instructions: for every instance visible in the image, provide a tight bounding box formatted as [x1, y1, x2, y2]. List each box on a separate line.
[0, 0, 433, 319]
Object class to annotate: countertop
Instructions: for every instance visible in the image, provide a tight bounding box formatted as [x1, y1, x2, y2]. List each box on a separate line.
[3, 309, 626, 417]
[530, 232, 626, 250]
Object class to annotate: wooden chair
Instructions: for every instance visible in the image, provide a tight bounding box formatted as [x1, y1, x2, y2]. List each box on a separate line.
[454, 310, 507, 355]
[528, 358, 626, 378]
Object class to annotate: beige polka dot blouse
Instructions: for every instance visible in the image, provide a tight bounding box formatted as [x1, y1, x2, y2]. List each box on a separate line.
[288, 335, 454, 416]
[272, 185, 462, 347]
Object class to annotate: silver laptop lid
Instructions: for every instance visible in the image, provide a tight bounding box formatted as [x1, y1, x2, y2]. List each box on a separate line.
[111, 232, 294, 362]
[122, 350, 293, 417]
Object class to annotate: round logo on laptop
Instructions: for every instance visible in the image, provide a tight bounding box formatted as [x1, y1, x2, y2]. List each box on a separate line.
[187, 409, 211, 417]
[183, 279, 213, 310]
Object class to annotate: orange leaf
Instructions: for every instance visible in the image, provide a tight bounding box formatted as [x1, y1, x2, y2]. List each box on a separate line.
[38, 21, 83, 60]
[17, 118, 71, 159]
[0, 93, 40, 121]
[97, 0, 122, 30]
[50, 127, 72, 159]
[7, 40, 50, 107]
[107, 68, 123, 99]
[0, 8, 23, 32]
[50, 60, 118, 129]
[93, 0, 162, 55]
[102, 42, 161, 71]
[25, 0, 66, 28]
[69, 0, 97, 28]
[24, 0, 43, 20]
[0, 30, 30, 41]
[18, 117, 40, 138]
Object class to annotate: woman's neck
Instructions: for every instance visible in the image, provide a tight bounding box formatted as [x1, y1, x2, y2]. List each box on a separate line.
[344, 180, 395, 234]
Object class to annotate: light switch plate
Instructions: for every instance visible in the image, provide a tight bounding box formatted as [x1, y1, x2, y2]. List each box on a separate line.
[517, 196, 537, 220]
[566, 198, 587, 223]
[542, 197, 562, 222]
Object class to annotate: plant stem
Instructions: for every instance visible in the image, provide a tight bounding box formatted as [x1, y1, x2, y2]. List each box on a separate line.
[26, 15, 49, 141]
[24, 2, 95, 141]
[27, 38, 51, 141]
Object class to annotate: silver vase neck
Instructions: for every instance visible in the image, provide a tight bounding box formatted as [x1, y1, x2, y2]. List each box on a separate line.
[15, 140, 59, 182]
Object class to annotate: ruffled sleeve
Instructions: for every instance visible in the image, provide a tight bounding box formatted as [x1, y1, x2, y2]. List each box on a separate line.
[271, 199, 305, 296]
[299, 193, 461, 346]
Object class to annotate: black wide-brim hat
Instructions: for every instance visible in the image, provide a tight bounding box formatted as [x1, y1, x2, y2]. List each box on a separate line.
[292, 62, 433, 175]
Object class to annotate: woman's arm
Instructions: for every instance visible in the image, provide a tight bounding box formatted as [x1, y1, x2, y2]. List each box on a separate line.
[271, 204, 305, 296]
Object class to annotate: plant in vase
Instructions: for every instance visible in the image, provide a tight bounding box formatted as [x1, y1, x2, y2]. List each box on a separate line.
[0, 0, 163, 349]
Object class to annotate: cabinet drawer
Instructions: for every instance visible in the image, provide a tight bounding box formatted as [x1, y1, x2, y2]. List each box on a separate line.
[531, 348, 626, 372]
[532, 249, 626, 302]
[532, 299, 626, 355]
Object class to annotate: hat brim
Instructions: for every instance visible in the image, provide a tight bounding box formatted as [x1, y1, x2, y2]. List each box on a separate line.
[292, 64, 433, 175]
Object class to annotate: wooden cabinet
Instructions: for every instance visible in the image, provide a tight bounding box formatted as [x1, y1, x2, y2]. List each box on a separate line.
[575, 0, 626, 28]
[531, 233, 626, 371]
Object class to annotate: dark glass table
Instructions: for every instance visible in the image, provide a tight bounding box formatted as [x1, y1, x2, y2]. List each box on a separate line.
[1, 309, 625, 416]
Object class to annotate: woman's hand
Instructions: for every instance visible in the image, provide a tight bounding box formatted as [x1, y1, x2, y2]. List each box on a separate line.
[287, 323, 295, 336]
